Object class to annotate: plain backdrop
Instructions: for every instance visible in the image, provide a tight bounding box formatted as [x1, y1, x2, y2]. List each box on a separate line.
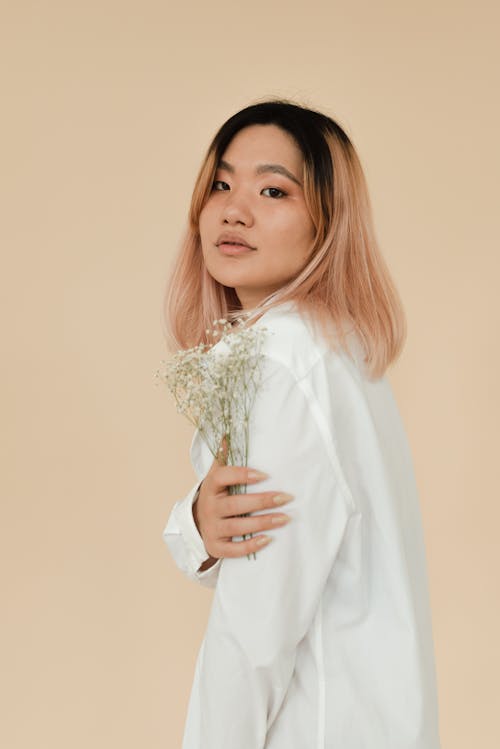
[1, 2, 499, 747]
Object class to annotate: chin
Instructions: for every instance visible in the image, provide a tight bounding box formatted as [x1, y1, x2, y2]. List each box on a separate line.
[205, 264, 252, 288]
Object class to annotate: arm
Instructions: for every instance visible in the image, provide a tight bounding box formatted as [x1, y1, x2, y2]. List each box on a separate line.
[188, 358, 357, 747]
[162, 479, 222, 588]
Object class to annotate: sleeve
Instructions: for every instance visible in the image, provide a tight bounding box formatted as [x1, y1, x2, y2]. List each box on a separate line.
[186, 357, 357, 748]
[162, 479, 222, 589]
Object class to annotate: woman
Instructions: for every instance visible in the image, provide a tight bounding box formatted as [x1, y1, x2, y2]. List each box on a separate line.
[161, 99, 442, 748]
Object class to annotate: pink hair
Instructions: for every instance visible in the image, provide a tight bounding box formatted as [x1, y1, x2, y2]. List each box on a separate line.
[162, 99, 406, 380]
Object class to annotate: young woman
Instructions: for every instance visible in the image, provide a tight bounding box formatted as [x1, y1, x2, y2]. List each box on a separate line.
[161, 99, 442, 748]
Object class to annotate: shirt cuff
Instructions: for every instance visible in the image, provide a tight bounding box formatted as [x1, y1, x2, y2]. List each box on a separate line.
[163, 480, 224, 586]
[173, 480, 210, 570]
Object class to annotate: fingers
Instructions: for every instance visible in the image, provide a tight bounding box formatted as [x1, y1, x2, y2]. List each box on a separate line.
[219, 511, 291, 538]
[212, 534, 274, 559]
[218, 490, 294, 518]
[202, 436, 294, 559]
[205, 491, 294, 559]
[210, 463, 270, 493]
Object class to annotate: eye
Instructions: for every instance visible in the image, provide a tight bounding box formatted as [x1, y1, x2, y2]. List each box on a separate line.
[262, 187, 287, 199]
[211, 180, 287, 199]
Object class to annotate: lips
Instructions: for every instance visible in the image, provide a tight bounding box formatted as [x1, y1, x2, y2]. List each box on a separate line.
[217, 243, 254, 255]
[216, 232, 255, 249]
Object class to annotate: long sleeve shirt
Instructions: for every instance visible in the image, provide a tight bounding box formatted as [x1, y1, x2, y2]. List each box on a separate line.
[162, 300, 442, 748]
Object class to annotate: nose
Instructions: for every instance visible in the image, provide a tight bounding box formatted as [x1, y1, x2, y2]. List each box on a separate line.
[221, 187, 253, 225]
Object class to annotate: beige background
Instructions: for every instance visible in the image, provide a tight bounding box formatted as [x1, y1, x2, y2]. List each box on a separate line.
[2, 2, 498, 747]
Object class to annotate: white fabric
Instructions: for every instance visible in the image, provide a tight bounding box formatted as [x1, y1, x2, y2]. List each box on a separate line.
[162, 300, 442, 748]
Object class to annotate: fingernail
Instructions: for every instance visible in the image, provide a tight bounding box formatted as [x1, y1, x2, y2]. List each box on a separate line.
[247, 469, 269, 480]
[256, 535, 272, 546]
[272, 515, 290, 525]
[273, 492, 294, 505]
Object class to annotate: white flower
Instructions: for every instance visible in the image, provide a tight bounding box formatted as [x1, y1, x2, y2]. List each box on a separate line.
[154, 320, 271, 559]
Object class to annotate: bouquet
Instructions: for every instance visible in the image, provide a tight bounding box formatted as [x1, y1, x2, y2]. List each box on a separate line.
[154, 315, 270, 560]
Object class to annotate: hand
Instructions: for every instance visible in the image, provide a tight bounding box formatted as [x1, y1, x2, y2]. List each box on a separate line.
[193, 435, 294, 560]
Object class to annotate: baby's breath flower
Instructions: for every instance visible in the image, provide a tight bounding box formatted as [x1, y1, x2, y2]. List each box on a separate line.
[154, 320, 271, 560]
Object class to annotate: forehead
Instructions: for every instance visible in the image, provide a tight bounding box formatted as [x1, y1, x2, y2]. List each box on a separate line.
[220, 124, 303, 170]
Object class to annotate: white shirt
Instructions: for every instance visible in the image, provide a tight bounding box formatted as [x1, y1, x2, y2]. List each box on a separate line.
[162, 300, 442, 748]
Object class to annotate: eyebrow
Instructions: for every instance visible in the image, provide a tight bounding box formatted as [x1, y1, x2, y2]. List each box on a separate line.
[217, 158, 302, 187]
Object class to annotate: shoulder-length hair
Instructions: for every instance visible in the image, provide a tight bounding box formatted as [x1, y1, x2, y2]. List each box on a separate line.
[162, 98, 406, 380]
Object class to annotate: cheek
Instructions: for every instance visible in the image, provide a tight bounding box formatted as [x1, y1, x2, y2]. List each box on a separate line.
[283, 210, 315, 250]
[273, 201, 313, 235]
[285, 217, 315, 268]
[198, 209, 208, 237]
[198, 200, 215, 232]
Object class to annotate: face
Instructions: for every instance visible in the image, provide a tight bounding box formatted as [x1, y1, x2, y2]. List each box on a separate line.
[199, 124, 316, 310]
